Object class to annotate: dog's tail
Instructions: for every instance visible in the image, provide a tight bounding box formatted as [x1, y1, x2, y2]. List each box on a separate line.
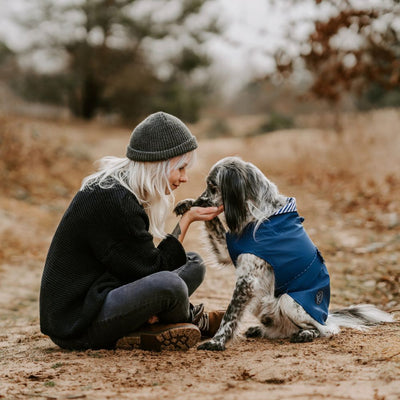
[325, 304, 394, 334]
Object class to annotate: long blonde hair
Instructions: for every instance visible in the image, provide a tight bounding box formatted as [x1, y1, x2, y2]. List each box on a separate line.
[80, 151, 196, 238]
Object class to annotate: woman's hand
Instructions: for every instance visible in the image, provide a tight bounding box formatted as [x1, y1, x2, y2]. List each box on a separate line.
[184, 205, 224, 223]
[174, 205, 224, 243]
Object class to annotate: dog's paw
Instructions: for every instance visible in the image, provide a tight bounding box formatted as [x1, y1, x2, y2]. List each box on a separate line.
[290, 329, 320, 343]
[173, 199, 194, 216]
[245, 326, 264, 338]
[197, 340, 225, 351]
[192, 196, 214, 208]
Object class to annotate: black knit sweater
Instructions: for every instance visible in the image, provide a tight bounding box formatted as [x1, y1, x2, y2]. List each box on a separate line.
[39, 183, 187, 340]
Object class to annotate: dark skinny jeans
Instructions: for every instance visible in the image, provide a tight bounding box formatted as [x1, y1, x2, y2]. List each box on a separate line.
[51, 252, 205, 350]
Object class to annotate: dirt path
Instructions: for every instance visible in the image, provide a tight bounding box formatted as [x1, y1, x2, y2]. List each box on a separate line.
[1, 110, 399, 399]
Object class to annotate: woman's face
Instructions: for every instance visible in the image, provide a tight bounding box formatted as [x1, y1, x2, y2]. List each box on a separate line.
[167, 156, 189, 194]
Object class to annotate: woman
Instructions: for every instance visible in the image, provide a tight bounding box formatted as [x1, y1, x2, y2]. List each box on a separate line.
[40, 111, 224, 351]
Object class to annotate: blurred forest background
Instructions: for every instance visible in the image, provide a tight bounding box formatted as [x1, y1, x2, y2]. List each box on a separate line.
[0, 0, 399, 126]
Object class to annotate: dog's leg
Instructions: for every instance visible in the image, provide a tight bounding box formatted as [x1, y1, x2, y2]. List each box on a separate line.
[277, 294, 323, 342]
[198, 273, 255, 351]
[245, 282, 324, 342]
[245, 300, 272, 338]
[203, 217, 231, 264]
[173, 199, 195, 216]
[244, 260, 277, 339]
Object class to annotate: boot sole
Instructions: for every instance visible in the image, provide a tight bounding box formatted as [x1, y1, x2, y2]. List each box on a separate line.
[116, 324, 201, 351]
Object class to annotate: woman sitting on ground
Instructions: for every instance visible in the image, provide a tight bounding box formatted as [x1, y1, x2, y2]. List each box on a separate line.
[39, 111, 224, 351]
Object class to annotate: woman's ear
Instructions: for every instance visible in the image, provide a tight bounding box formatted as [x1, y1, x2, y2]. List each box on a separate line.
[219, 166, 247, 234]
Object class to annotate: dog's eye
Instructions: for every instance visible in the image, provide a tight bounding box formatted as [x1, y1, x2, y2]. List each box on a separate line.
[209, 185, 217, 194]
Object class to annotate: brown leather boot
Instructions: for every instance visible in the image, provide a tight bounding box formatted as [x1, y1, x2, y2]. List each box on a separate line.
[196, 310, 225, 337]
[116, 323, 201, 351]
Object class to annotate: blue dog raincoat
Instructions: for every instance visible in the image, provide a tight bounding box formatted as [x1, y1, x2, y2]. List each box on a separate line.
[225, 198, 330, 325]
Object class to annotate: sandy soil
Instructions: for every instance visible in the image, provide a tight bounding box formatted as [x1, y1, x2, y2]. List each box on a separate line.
[0, 109, 399, 399]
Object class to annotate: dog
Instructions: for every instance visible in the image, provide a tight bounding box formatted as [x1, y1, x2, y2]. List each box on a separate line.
[174, 156, 394, 351]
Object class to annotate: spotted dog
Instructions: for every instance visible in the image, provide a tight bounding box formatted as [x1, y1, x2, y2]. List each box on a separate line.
[175, 156, 393, 351]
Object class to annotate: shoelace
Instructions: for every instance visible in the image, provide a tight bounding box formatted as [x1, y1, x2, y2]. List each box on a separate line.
[196, 313, 209, 333]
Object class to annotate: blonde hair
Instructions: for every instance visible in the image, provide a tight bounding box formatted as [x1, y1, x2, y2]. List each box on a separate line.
[80, 151, 196, 238]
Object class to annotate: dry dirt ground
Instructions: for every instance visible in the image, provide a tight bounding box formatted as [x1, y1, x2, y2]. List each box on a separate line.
[0, 109, 399, 400]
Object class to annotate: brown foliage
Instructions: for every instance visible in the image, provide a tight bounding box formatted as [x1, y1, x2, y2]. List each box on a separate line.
[277, 1, 400, 104]
[307, 11, 398, 102]
[0, 117, 92, 202]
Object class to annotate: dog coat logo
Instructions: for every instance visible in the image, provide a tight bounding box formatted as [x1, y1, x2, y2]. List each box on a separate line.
[315, 290, 324, 305]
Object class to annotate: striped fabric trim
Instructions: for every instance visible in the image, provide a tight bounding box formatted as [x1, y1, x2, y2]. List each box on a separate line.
[273, 197, 297, 216]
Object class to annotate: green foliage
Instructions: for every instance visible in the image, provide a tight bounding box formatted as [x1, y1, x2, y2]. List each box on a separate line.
[11, 71, 71, 105]
[149, 78, 208, 123]
[207, 118, 231, 138]
[0, 41, 17, 80]
[0, 42, 13, 64]
[357, 84, 400, 110]
[257, 112, 295, 134]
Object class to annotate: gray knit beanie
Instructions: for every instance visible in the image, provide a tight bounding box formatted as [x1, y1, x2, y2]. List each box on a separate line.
[126, 111, 198, 162]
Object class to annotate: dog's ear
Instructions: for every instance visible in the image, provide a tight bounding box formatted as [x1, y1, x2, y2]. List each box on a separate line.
[219, 166, 247, 234]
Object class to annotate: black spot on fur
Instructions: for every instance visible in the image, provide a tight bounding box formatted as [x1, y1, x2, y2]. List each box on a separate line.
[290, 329, 320, 343]
[261, 316, 273, 327]
[245, 326, 263, 338]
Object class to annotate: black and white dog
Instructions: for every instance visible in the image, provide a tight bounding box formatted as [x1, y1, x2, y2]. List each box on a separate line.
[175, 156, 393, 351]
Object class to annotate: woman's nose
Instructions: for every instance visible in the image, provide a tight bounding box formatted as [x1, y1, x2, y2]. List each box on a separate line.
[180, 171, 188, 182]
